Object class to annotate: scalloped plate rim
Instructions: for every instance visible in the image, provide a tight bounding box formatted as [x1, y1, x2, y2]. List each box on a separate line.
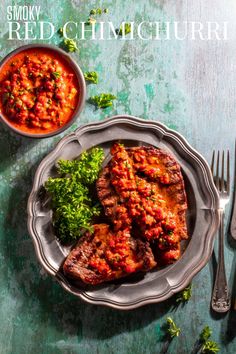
[27, 115, 220, 309]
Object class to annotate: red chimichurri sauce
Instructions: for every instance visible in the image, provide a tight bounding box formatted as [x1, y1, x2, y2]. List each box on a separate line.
[0, 48, 79, 134]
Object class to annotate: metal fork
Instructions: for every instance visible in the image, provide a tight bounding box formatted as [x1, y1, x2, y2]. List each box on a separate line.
[211, 150, 231, 312]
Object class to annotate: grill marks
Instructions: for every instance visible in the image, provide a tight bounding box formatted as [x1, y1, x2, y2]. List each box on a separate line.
[63, 224, 156, 285]
[96, 165, 119, 219]
[98, 145, 188, 241]
[63, 144, 189, 285]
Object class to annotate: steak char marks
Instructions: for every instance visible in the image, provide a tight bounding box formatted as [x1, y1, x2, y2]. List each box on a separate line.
[97, 144, 188, 265]
[63, 143, 188, 285]
[63, 224, 156, 285]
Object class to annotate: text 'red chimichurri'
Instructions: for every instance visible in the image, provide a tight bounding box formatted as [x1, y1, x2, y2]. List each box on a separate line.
[0, 48, 79, 134]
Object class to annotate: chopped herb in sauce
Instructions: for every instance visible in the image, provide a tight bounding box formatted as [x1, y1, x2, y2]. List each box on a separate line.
[52, 71, 61, 79]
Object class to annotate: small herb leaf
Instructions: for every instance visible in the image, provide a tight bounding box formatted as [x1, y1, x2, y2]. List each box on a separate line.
[63, 39, 78, 52]
[84, 71, 99, 84]
[89, 93, 117, 109]
[52, 71, 61, 79]
[200, 326, 212, 342]
[201, 340, 220, 354]
[116, 23, 132, 36]
[176, 284, 192, 303]
[166, 317, 181, 338]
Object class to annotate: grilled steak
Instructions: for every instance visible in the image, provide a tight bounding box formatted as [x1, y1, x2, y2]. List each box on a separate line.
[96, 144, 188, 265]
[63, 224, 156, 285]
[63, 143, 188, 286]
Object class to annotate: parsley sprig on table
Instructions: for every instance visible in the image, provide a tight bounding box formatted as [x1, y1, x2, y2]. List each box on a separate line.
[89, 93, 117, 108]
[200, 326, 212, 342]
[84, 71, 99, 84]
[87, 8, 108, 25]
[45, 148, 104, 242]
[176, 284, 192, 303]
[166, 317, 181, 338]
[202, 341, 220, 354]
[63, 39, 78, 52]
[116, 23, 132, 36]
[199, 326, 220, 354]
[58, 27, 63, 36]
[90, 8, 108, 15]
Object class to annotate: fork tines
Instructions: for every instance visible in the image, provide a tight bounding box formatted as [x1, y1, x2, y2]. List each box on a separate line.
[211, 150, 230, 194]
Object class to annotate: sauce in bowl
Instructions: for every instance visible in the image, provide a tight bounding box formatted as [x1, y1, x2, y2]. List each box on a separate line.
[0, 47, 82, 135]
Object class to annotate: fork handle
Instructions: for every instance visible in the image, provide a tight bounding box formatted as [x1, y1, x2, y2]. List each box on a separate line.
[211, 209, 231, 312]
[230, 193, 236, 239]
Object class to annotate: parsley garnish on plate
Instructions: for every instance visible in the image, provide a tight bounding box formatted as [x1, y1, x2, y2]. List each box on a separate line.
[166, 317, 181, 338]
[45, 147, 104, 243]
[89, 93, 117, 108]
[176, 284, 192, 303]
[84, 71, 99, 84]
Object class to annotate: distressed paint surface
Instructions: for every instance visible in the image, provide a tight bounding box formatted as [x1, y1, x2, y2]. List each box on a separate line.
[0, 0, 236, 353]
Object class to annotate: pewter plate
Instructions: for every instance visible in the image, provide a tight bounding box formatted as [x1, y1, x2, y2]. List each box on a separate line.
[27, 115, 219, 309]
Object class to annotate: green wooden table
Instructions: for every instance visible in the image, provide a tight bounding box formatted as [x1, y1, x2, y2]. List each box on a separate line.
[1, 0, 236, 353]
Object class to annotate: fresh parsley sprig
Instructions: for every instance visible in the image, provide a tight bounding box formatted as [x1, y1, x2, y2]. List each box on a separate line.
[116, 23, 132, 36]
[63, 39, 78, 52]
[201, 341, 220, 354]
[58, 27, 63, 37]
[84, 71, 99, 84]
[57, 147, 104, 184]
[199, 326, 220, 354]
[45, 148, 104, 242]
[89, 93, 117, 108]
[200, 326, 212, 342]
[87, 8, 108, 25]
[166, 317, 181, 338]
[176, 284, 192, 303]
[90, 8, 103, 15]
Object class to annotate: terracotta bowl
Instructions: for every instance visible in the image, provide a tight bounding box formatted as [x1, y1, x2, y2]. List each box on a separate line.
[0, 44, 86, 138]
